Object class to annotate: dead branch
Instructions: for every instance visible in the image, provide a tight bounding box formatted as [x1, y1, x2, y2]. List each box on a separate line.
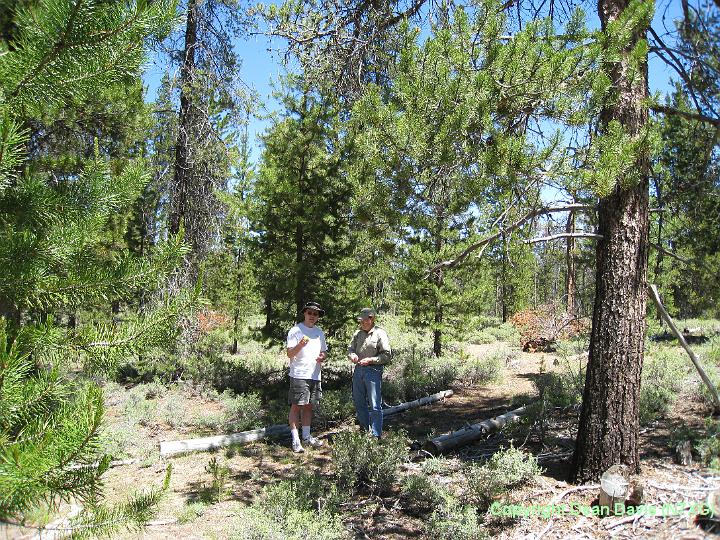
[428, 203, 594, 275]
[526, 232, 603, 244]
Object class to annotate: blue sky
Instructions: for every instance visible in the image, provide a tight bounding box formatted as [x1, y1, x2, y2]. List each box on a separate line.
[142, 1, 685, 165]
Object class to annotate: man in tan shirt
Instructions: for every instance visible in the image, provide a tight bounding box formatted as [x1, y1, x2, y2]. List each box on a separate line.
[348, 307, 392, 437]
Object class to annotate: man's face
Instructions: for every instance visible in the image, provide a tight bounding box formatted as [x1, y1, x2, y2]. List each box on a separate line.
[304, 309, 320, 327]
[359, 316, 374, 332]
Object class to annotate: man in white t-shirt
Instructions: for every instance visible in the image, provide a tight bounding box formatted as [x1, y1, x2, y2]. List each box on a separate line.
[286, 301, 328, 453]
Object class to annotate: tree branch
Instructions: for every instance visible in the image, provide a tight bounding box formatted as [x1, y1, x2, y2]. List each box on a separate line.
[427, 203, 594, 275]
[525, 231, 603, 244]
[649, 242, 690, 263]
[650, 104, 720, 128]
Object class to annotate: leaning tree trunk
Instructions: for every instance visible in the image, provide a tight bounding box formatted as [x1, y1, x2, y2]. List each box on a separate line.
[572, 0, 650, 483]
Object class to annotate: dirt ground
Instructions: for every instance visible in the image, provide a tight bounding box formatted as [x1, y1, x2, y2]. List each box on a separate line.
[4, 345, 720, 540]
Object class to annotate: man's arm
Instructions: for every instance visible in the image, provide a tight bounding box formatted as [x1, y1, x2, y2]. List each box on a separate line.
[374, 329, 392, 365]
[347, 331, 359, 363]
[286, 330, 308, 359]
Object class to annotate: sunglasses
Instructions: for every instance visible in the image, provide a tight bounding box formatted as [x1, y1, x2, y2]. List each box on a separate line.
[306, 310, 320, 316]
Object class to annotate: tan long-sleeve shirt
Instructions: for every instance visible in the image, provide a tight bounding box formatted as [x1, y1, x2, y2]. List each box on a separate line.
[348, 326, 392, 366]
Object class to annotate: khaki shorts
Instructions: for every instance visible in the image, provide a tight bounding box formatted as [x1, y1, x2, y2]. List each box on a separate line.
[288, 377, 322, 406]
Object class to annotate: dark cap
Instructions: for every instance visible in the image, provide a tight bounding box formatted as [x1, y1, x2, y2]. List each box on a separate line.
[301, 301, 325, 317]
[357, 307, 376, 320]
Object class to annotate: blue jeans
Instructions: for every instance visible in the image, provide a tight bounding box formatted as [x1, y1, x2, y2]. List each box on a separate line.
[352, 365, 383, 437]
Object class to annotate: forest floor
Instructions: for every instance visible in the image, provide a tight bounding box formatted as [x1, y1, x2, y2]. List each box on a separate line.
[5, 340, 720, 540]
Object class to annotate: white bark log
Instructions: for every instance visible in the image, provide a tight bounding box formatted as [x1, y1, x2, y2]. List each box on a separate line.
[422, 405, 527, 455]
[160, 424, 290, 457]
[384, 390, 454, 417]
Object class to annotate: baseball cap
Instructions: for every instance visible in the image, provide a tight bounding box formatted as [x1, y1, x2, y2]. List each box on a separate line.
[357, 307, 376, 320]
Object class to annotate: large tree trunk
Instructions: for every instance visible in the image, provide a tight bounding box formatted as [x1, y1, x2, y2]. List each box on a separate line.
[572, 0, 650, 483]
[169, 0, 198, 238]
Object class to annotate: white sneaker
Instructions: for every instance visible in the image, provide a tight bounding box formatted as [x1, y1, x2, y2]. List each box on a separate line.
[303, 435, 324, 448]
[292, 440, 305, 453]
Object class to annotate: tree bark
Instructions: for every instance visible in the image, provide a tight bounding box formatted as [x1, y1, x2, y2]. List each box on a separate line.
[169, 0, 198, 238]
[433, 215, 445, 357]
[572, 0, 650, 483]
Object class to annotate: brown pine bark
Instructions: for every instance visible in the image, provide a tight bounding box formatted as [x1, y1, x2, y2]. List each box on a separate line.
[572, 0, 650, 483]
[169, 0, 198, 238]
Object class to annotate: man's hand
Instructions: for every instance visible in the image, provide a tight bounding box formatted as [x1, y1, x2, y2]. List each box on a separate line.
[316, 351, 327, 363]
[300, 336, 310, 347]
[358, 357, 375, 366]
[349, 353, 359, 364]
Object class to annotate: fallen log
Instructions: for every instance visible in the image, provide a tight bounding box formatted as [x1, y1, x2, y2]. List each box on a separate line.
[422, 405, 527, 455]
[160, 390, 454, 457]
[384, 390, 453, 417]
[160, 424, 290, 457]
[648, 284, 720, 413]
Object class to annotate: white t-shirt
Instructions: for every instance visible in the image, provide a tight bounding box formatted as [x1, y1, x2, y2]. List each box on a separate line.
[286, 322, 327, 381]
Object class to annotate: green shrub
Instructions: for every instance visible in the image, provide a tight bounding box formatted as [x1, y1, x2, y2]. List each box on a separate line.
[238, 471, 347, 540]
[698, 418, 720, 469]
[537, 370, 583, 409]
[422, 456, 455, 475]
[261, 470, 341, 518]
[219, 390, 264, 432]
[426, 493, 487, 540]
[487, 324, 520, 343]
[332, 431, 407, 495]
[401, 474, 447, 514]
[316, 388, 355, 428]
[231, 505, 348, 540]
[384, 352, 458, 403]
[639, 348, 688, 424]
[471, 329, 497, 345]
[460, 354, 504, 385]
[639, 385, 676, 426]
[466, 445, 542, 509]
[175, 502, 207, 524]
[203, 457, 231, 502]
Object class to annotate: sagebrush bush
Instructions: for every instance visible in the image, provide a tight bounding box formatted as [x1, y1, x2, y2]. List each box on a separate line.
[401, 474, 447, 514]
[537, 369, 583, 409]
[460, 353, 504, 385]
[697, 418, 720, 469]
[232, 506, 348, 540]
[261, 470, 341, 518]
[316, 388, 355, 428]
[426, 493, 487, 540]
[332, 431, 407, 495]
[219, 390, 264, 432]
[466, 445, 542, 509]
[639, 348, 689, 424]
[384, 352, 458, 403]
[122, 384, 159, 426]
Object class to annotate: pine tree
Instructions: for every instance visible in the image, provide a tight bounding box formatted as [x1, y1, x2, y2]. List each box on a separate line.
[573, 0, 654, 482]
[165, 0, 253, 278]
[0, 0, 185, 527]
[351, 7, 594, 354]
[249, 78, 359, 340]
